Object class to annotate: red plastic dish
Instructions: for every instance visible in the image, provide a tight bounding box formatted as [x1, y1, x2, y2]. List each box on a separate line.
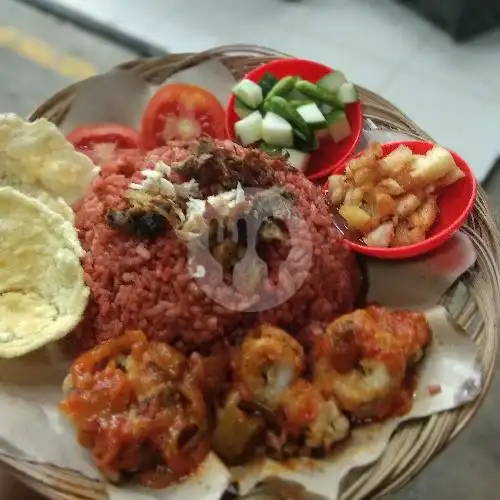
[226, 58, 363, 183]
[327, 140, 478, 259]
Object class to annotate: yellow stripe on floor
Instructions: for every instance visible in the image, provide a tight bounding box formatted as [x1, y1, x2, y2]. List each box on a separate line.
[0, 26, 97, 80]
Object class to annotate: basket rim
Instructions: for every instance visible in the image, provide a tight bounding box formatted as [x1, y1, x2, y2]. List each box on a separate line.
[11, 44, 500, 500]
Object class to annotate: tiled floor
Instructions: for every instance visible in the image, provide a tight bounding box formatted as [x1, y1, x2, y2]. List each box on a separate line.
[22, 0, 500, 182]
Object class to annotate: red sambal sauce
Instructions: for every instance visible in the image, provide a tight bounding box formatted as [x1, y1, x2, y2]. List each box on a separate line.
[392, 371, 419, 418]
[59, 330, 210, 488]
[350, 372, 419, 425]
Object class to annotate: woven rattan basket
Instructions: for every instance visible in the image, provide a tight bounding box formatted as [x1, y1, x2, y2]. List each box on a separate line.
[5, 44, 500, 500]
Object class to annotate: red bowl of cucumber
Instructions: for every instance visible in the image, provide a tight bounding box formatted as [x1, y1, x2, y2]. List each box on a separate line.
[226, 58, 363, 183]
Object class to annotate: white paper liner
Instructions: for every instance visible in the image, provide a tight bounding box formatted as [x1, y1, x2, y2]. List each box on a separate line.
[366, 232, 477, 310]
[59, 60, 236, 135]
[0, 65, 482, 499]
[59, 71, 152, 135]
[106, 454, 232, 500]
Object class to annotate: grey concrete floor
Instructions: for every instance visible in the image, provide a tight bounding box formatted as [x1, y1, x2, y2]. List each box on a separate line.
[0, 0, 137, 116]
[1, 1, 499, 498]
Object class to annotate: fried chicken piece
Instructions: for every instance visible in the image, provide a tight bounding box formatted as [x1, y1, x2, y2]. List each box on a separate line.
[365, 306, 432, 365]
[311, 307, 431, 421]
[233, 324, 305, 410]
[280, 380, 349, 451]
[211, 391, 265, 463]
[312, 310, 407, 420]
[60, 331, 210, 488]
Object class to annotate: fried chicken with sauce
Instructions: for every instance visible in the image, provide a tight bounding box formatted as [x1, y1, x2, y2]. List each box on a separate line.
[227, 325, 350, 459]
[211, 391, 265, 463]
[233, 324, 305, 410]
[280, 380, 350, 451]
[60, 331, 210, 488]
[312, 308, 430, 420]
[61, 307, 431, 485]
[365, 306, 432, 365]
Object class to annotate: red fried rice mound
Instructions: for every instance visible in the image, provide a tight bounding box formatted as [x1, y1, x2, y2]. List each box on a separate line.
[72, 140, 362, 353]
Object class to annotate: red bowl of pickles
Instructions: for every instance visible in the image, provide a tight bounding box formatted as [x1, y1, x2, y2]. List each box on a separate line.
[325, 140, 477, 259]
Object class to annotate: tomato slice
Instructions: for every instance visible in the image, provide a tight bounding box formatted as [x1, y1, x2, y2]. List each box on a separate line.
[140, 83, 226, 150]
[67, 123, 141, 166]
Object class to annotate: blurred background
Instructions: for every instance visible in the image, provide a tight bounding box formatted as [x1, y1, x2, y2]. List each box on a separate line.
[0, 0, 499, 498]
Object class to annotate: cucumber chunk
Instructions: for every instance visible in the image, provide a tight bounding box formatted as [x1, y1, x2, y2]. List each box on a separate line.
[320, 103, 333, 115]
[284, 149, 310, 172]
[317, 71, 347, 93]
[325, 110, 352, 143]
[232, 79, 263, 109]
[235, 99, 252, 119]
[258, 73, 279, 98]
[287, 88, 307, 101]
[262, 112, 294, 148]
[266, 96, 313, 143]
[296, 103, 327, 130]
[235, 110, 263, 146]
[338, 82, 358, 104]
